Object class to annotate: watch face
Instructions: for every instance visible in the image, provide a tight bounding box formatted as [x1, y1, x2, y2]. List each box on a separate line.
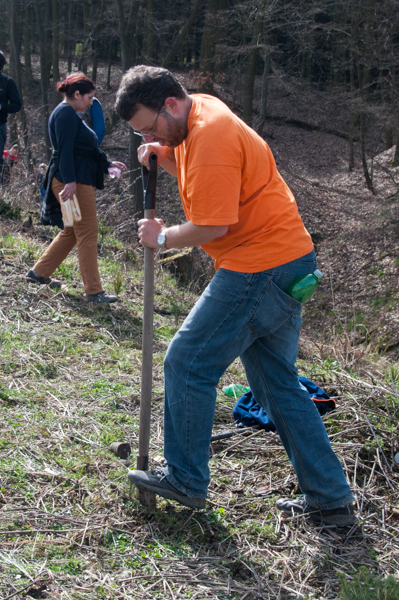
[157, 233, 166, 246]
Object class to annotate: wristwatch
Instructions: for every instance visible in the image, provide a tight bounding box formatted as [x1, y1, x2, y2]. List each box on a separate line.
[156, 229, 167, 249]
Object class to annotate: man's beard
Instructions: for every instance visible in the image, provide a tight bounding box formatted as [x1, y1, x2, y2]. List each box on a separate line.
[156, 110, 188, 148]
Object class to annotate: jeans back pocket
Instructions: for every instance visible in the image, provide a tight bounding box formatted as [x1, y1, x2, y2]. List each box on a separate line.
[247, 278, 301, 337]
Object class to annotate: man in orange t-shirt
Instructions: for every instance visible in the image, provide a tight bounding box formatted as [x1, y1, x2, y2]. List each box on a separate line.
[115, 66, 355, 526]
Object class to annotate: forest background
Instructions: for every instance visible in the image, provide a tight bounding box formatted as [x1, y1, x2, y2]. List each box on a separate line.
[1, 1, 399, 599]
[3, 0, 399, 197]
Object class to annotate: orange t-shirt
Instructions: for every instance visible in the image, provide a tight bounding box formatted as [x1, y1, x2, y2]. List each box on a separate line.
[174, 94, 313, 272]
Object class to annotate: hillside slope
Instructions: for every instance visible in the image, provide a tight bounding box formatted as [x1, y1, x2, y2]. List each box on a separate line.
[0, 63, 399, 600]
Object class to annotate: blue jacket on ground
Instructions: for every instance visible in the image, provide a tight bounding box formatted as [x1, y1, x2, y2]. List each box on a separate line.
[232, 376, 335, 431]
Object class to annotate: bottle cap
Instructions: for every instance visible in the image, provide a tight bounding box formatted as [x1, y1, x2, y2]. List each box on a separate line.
[313, 269, 323, 279]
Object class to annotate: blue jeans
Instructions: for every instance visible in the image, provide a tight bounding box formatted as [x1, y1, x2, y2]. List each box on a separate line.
[163, 251, 354, 509]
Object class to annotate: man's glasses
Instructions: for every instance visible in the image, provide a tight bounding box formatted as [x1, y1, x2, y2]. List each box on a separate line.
[133, 104, 163, 141]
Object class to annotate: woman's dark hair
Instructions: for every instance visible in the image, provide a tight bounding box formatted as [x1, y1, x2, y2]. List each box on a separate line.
[115, 65, 187, 121]
[0, 51, 6, 71]
[57, 73, 95, 98]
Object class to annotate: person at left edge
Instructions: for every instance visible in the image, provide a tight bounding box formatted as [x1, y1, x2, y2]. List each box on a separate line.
[0, 50, 22, 184]
[26, 72, 126, 303]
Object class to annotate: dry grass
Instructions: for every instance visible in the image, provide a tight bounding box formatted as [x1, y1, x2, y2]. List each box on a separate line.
[0, 212, 398, 600]
[1, 64, 399, 596]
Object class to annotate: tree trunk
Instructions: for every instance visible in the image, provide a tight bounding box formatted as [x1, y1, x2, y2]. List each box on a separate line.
[392, 110, 399, 166]
[10, 0, 33, 171]
[232, 55, 241, 112]
[385, 127, 393, 150]
[9, 0, 20, 147]
[358, 0, 375, 192]
[115, 0, 137, 72]
[199, 0, 229, 94]
[78, 0, 90, 74]
[67, 1, 73, 73]
[34, 0, 52, 159]
[360, 113, 374, 193]
[106, 37, 113, 89]
[9, 0, 22, 82]
[348, 0, 357, 173]
[242, 47, 259, 127]
[115, 0, 143, 224]
[348, 44, 356, 172]
[52, 0, 60, 106]
[257, 51, 270, 137]
[199, 1, 217, 92]
[90, 0, 105, 80]
[23, 2, 33, 80]
[145, 0, 155, 62]
[349, 111, 355, 172]
[92, 41, 98, 82]
[242, 9, 263, 128]
[162, 0, 202, 69]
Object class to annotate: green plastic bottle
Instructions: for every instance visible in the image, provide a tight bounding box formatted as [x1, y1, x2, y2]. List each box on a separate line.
[287, 269, 323, 303]
[222, 383, 250, 397]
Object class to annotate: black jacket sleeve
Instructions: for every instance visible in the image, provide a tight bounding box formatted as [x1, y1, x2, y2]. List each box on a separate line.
[1, 77, 22, 115]
[54, 105, 78, 184]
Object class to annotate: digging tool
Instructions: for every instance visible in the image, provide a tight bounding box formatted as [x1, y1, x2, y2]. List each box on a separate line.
[210, 427, 260, 442]
[136, 153, 158, 508]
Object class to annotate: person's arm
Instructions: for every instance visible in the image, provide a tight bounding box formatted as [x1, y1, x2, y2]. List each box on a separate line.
[90, 99, 106, 146]
[2, 78, 21, 114]
[137, 142, 177, 177]
[138, 218, 228, 249]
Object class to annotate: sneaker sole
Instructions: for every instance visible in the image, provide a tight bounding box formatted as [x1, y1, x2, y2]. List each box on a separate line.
[26, 276, 46, 285]
[128, 473, 206, 509]
[309, 513, 357, 527]
[86, 297, 118, 303]
[280, 508, 356, 527]
[26, 277, 60, 290]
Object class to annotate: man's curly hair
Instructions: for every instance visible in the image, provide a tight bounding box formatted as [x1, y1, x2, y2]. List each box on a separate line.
[115, 65, 187, 121]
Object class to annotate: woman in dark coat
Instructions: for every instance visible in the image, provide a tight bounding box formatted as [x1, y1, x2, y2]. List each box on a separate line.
[26, 73, 126, 303]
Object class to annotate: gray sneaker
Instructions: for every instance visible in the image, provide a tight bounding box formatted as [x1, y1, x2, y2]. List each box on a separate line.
[128, 469, 206, 509]
[26, 269, 61, 290]
[86, 291, 118, 303]
[276, 495, 356, 526]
